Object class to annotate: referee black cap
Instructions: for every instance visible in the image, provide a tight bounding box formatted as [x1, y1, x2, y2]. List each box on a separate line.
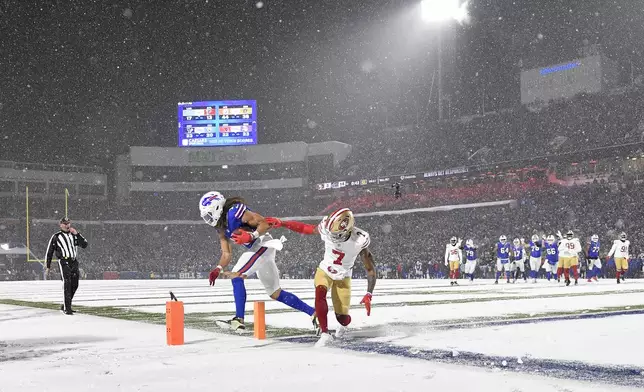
[59, 217, 71, 224]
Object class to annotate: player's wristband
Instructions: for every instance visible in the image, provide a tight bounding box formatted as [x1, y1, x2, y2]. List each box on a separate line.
[215, 265, 223, 272]
[251, 231, 260, 240]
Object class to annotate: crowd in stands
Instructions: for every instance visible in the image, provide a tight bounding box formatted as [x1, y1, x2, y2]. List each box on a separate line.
[336, 86, 644, 180]
[4, 179, 643, 282]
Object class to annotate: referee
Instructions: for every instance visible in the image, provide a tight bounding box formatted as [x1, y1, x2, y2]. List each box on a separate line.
[45, 217, 88, 315]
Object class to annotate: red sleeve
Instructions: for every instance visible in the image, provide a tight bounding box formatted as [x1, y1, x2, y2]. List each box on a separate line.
[282, 220, 317, 235]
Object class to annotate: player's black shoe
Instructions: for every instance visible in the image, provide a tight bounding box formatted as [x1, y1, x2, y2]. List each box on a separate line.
[617, 277, 621, 284]
[312, 314, 321, 336]
[565, 279, 571, 286]
[494, 280, 498, 284]
[574, 279, 578, 285]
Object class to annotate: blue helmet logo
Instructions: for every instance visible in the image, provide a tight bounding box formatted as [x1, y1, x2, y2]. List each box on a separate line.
[201, 194, 221, 207]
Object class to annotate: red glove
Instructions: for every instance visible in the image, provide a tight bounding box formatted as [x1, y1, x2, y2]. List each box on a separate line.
[360, 293, 372, 316]
[265, 217, 283, 228]
[209, 266, 222, 286]
[231, 230, 256, 245]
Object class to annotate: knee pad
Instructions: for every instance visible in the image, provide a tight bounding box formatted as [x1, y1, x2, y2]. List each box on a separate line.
[335, 313, 351, 326]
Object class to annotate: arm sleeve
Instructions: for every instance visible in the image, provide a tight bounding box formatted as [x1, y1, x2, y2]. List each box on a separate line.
[76, 233, 88, 249]
[45, 234, 57, 269]
[607, 242, 616, 257]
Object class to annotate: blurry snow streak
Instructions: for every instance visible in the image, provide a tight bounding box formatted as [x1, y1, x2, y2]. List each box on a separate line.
[256, 1, 264, 9]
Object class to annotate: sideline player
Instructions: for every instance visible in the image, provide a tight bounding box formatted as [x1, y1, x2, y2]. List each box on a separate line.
[544, 235, 559, 281]
[445, 236, 462, 285]
[462, 239, 477, 281]
[199, 191, 317, 331]
[266, 208, 376, 347]
[586, 234, 601, 282]
[528, 234, 544, 283]
[607, 232, 629, 284]
[558, 230, 582, 286]
[495, 235, 511, 284]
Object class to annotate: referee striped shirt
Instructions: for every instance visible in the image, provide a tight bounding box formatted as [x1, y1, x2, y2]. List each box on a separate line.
[45, 230, 88, 268]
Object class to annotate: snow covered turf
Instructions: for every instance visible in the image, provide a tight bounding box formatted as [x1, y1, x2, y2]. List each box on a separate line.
[1, 278, 644, 391]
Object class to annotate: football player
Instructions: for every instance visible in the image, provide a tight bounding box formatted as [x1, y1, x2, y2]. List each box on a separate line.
[199, 191, 317, 331]
[266, 208, 376, 347]
[607, 232, 630, 284]
[445, 236, 462, 285]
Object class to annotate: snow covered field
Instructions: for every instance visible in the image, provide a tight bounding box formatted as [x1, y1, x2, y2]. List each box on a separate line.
[1, 278, 644, 391]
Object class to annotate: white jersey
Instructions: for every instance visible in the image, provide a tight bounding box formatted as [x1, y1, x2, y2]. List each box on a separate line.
[607, 240, 630, 259]
[558, 238, 582, 257]
[318, 218, 370, 280]
[445, 244, 462, 263]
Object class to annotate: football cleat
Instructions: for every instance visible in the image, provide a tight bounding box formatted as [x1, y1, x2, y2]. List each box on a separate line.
[314, 333, 334, 348]
[335, 325, 349, 339]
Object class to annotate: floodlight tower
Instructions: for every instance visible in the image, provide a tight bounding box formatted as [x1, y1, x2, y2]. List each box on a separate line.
[420, 0, 467, 121]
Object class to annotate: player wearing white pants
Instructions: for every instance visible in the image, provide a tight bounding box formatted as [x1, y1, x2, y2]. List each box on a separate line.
[231, 233, 282, 295]
[200, 191, 317, 333]
[544, 262, 558, 280]
[529, 257, 542, 278]
[496, 259, 511, 273]
[464, 259, 477, 275]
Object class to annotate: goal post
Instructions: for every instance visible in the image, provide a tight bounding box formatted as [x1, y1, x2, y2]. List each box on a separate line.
[25, 186, 70, 273]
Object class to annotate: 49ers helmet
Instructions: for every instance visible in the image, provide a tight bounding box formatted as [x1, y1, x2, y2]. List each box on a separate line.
[324, 208, 355, 242]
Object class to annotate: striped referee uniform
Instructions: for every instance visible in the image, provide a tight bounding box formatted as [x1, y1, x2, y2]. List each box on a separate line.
[46, 218, 88, 314]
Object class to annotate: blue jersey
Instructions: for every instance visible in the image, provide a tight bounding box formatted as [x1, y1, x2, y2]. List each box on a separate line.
[588, 241, 600, 259]
[545, 242, 558, 264]
[224, 203, 257, 249]
[512, 245, 524, 261]
[497, 242, 511, 261]
[464, 245, 477, 261]
[529, 241, 542, 258]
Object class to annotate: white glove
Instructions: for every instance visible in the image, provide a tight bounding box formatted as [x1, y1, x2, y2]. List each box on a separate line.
[556, 230, 562, 239]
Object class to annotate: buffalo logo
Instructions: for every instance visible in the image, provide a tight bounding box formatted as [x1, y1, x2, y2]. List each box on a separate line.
[201, 194, 221, 207]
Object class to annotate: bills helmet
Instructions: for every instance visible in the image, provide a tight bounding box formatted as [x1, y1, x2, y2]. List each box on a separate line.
[513, 238, 520, 246]
[324, 208, 355, 242]
[546, 235, 555, 244]
[531, 234, 539, 242]
[465, 239, 474, 248]
[591, 234, 599, 242]
[499, 235, 507, 243]
[199, 191, 226, 227]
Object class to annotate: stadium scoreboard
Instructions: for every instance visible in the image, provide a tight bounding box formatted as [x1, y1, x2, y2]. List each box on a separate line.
[177, 100, 257, 147]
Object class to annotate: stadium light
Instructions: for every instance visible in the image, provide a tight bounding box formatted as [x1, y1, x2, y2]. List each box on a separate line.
[420, 0, 469, 24]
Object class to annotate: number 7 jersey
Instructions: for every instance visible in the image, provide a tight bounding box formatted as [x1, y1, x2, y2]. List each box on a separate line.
[318, 217, 371, 280]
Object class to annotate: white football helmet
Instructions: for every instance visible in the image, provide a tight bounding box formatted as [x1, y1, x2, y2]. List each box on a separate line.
[531, 234, 539, 242]
[465, 239, 474, 248]
[619, 232, 627, 241]
[565, 230, 574, 240]
[199, 191, 226, 227]
[499, 235, 507, 243]
[513, 238, 520, 246]
[450, 236, 458, 245]
[546, 235, 555, 244]
[591, 234, 599, 242]
[324, 208, 355, 242]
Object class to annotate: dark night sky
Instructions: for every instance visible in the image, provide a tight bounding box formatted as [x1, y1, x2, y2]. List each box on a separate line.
[1, 0, 644, 169]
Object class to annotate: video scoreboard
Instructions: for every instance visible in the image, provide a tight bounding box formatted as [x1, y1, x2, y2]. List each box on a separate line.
[177, 100, 257, 147]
